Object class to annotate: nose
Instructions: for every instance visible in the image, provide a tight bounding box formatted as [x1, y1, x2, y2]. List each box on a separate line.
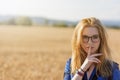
[88, 38, 92, 45]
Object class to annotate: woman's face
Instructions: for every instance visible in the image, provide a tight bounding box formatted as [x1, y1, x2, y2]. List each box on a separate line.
[81, 27, 100, 54]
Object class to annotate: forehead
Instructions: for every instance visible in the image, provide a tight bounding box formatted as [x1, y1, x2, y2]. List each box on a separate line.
[82, 27, 99, 35]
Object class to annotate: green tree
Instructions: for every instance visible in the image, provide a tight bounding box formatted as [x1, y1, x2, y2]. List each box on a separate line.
[53, 22, 68, 27]
[15, 16, 32, 26]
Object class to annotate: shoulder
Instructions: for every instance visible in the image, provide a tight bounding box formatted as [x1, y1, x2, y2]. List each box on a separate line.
[64, 58, 72, 80]
[64, 58, 71, 73]
[105, 59, 119, 70]
[112, 61, 120, 80]
[97, 61, 120, 80]
[112, 61, 119, 70]
[66, 58, 71, 64]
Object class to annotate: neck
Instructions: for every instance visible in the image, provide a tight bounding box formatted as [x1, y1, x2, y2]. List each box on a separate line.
[86, 64, 96, 79]
[87, 64, 95, 72]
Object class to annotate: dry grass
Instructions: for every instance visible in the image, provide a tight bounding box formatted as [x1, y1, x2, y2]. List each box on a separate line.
[0, 25, 120, 80]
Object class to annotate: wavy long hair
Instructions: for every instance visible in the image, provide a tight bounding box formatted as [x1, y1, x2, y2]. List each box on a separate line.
[71, 17, 113, 77]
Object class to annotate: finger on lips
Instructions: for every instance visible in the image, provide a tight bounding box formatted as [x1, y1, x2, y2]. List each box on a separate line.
[88, 46, 91, 56]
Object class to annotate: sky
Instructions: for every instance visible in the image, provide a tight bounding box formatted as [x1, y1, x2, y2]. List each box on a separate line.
[0, 0, 120, 21]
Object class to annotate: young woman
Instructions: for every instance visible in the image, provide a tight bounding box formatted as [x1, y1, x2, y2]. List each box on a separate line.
[64, 17, 120, 80]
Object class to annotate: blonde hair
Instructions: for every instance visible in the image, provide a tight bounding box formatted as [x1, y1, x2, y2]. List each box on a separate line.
[71, 17, 113, 77]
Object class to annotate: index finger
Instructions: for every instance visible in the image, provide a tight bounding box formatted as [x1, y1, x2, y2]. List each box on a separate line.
[88, 46, 91, 56]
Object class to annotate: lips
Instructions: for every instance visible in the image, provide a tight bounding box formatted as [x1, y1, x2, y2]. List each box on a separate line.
[86, 47, 94, 51]
[87, 47, 94, 49]
[86, 47, 94, 53]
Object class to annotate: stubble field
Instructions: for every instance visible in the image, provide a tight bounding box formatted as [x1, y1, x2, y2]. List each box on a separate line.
[0, 25, 120, 80]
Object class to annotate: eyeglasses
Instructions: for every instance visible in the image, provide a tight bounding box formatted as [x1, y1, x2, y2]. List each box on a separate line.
[82, 35, 100, 43]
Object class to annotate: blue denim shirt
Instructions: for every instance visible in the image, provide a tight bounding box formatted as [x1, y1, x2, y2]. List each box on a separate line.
[64, 58, 120, 80]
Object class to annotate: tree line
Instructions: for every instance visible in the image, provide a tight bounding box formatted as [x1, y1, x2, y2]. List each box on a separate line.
[0, 16, 76, 27]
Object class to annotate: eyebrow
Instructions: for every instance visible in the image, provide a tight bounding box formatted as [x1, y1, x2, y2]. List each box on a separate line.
[82, 34, 99, 36]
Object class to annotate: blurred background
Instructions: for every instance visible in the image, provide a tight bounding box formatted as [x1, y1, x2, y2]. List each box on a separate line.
[0, 0, 120, 80]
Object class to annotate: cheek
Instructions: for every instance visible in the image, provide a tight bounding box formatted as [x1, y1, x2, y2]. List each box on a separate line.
[81, 43, 87, 52]
[94, 42, 100, 51]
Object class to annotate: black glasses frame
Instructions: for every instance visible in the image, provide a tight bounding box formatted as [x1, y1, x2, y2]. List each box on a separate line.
[82, 35, 100, 43]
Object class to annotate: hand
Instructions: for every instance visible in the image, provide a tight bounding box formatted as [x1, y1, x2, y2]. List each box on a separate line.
[80, 46, 102, 72]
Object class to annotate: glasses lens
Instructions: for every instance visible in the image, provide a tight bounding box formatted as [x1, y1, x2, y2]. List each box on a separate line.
[91, 35, 99, 42]
[82, 35, 89, 43]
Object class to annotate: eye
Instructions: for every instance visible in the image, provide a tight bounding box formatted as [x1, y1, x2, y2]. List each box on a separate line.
[92, 35, 99, 39]
[82, 35, 88, 39]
